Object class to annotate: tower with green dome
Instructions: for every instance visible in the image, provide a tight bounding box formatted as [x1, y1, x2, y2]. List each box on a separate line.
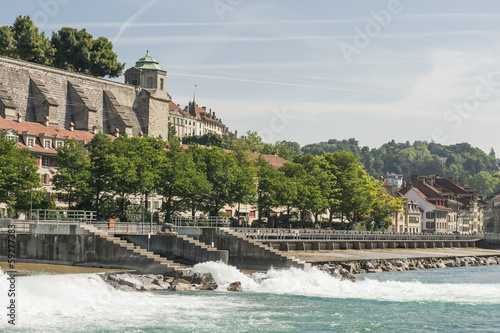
[124, 51, 167, 91]
[122, 51, 172, 137]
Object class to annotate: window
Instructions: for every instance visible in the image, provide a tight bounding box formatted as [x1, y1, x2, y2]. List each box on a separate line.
[44, 140, 52, 149]
[153, 201, 159, 209]
[160, 78, 164, 90]
[146, 77, 153, 88]
[42, 174, 50, 185]
[6, 134, 17, 142]
[43, 157, 51, 167]
[56, 141, 63, 148]
[27, 138, 35, 147]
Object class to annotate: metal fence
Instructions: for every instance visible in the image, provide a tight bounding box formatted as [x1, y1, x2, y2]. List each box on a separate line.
[28, 209, 97, 222]
[172, 216, 230, 227]
[88, 221, 162, 234]
[232, 227, 484, 241]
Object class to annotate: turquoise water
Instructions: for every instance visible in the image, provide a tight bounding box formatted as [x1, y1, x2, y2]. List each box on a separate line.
[2, 263, 500, 332]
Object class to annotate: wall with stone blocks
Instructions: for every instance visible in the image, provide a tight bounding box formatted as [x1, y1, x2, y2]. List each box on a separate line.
[0, 56, 170, 138]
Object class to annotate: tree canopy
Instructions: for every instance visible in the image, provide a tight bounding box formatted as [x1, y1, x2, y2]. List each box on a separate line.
[301, 138, 500, 196]
[0, 135, 44, 213]
[0, 16, 124, 77]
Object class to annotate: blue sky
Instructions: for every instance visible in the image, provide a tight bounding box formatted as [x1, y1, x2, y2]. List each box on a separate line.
[2, 0, 500, 154]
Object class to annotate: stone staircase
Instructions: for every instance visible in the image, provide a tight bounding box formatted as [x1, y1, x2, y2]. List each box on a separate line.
[219, 228, 311, 270]
[175, 234, 228, 263]
[79, 225, 187, 275]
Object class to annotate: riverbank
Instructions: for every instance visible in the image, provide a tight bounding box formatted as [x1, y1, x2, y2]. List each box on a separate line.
[0, 261, 132, 276]
[315, 255, 500, 281]
[284, 247, 500, 263]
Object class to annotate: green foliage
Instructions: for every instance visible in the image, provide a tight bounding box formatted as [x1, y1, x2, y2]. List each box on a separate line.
[52, 28, 124, 77]
[0, 135, 42, 209]
[158, 142, 211, 221]
[0, 16, 123, 77]
[301, 138, 500, 196]
[198, 146, 256, 216]
[168, 123, 177, 141]
[52, 139, 91, 208]
[9, 15, 55, 65]
[182, 133, 224, 148]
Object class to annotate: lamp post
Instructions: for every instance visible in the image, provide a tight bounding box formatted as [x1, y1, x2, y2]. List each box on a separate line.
[150, 191, 154, 234]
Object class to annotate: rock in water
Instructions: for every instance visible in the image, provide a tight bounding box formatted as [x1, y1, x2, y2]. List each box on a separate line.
[199, 282, 218, 290]
[227, 281, 242, 292]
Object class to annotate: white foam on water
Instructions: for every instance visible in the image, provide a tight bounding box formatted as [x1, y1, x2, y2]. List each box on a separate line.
[0, 269, 246, 332]
[1, 262, 500, 331]
[190, 260, 259, 289]
[192, 261, 500, 304]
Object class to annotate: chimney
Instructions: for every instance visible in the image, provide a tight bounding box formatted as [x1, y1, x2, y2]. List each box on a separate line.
[234, 130, 238, 138]
[92, 125, 97, 134]
[411, 174, 419, 188]
[69, 122, 74, 132]
[45, 116, 50, 127]
[17, 112, 23, 123]
[114, 128, 120, 137]
[202, 106, 206, 111]
[271, 151, 277, 156]
[429, 177, 434, 187]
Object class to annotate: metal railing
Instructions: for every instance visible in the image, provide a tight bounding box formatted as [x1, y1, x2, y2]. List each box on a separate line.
[232, 228, 483, 241]
[28, 209, 97, 222]
[88, 221, 162, 234]
[172, 216, 230, 227]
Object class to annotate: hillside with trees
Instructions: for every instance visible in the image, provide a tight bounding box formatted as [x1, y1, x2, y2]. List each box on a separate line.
[301, 139, 500, 197]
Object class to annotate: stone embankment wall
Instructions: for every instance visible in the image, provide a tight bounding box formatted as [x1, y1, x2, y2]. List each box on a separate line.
[262, 239, 478, 251]
[121, 234, 229, 264]
[177, 227, 311, 270]
[319, 256, 500, 280]
[0, 56, 170, 137]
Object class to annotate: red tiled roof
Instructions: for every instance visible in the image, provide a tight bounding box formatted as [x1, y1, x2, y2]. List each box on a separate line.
[187, 101, 222, 125]
[0, 116, 102, 154]
[434, 177, 469, 195]
[418, 181, 445, 199]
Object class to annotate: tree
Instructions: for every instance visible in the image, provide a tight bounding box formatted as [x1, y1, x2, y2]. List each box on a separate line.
[88, 36, 124, 77]
[52, 28, 124, 77]
[0, 136, 42, 209]
[84, 132, 117, 219]
[9, 16, 54, 65]
[0, 26, 15, 57]
[52, 27, 93, 72]
[158, 142, 211, 221]
[52, 139, 91, 209]
[255, 156, 280, 225]
[198, 147, 254, 216]
[168, 123, 177, 141]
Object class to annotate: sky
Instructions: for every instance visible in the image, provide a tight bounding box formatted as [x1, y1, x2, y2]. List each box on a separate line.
[2, 0, 500, 154]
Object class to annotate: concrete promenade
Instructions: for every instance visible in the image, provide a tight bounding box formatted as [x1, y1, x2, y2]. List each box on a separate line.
[285, 248, 500, 263]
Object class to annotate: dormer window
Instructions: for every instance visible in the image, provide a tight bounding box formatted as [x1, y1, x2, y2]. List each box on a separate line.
[44, 140, 52, 149]
[27, 138, 35, 147]
[6, 134, 17, 142]
[56, 141, 63, 148]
